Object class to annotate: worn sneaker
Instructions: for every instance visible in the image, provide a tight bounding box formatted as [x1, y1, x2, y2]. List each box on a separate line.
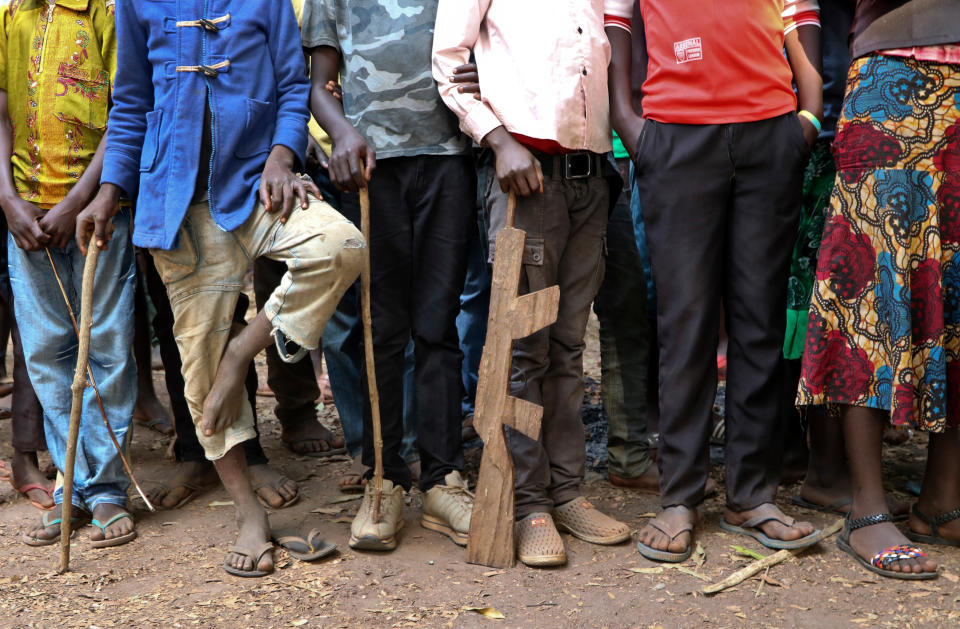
[349, 479, 405, 551]
[421, 471, 474, 546]
[516, 512, 566, 567]
[553, 498, 631, 545]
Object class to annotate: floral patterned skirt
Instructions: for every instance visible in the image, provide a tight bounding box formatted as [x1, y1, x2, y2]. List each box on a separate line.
[796, 54, 960, 432]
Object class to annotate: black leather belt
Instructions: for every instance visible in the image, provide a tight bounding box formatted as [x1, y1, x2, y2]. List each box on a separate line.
[532, 151, 603, 180]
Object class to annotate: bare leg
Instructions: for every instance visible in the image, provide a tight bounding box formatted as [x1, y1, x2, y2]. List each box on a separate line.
[910, 429, 960, 543]
[215, 444, 273, 574]
[146, 459, 218, 509]
[843, 406, 936, 574]
[133, 286, 173, 436]
[800, 408, 851, 506]
[202, 312, 274, 438]
[10, 450, 54, 509]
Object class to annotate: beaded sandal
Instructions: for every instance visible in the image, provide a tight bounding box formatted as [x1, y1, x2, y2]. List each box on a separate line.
[907, 505, 960, 548]
[837, 513, 938, 580]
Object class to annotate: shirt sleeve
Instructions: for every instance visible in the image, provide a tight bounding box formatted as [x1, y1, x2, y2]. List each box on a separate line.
[432, 0, 501, 144]
[100, 0, 154, 197]
[267, 0, 311, 167]
[783, 0, 820, 35]
[300, 0, 340, 50]
[0, 3, 12, 88]
[603, 0, 632, 33]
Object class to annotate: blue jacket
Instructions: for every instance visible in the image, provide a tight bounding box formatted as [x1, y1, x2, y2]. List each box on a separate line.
[101, 0, 310, 250]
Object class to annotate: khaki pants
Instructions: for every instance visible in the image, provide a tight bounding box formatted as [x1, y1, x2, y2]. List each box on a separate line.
[151, 198, 363, 460]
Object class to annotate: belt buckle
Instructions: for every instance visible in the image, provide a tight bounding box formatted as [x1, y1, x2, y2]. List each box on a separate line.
[563, 153, 592, 179]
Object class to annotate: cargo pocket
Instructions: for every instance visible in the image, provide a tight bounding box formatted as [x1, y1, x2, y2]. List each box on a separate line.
[140, 109, 163, 172]
[54, 63, 110, 130]
[235, 98, 273, 159]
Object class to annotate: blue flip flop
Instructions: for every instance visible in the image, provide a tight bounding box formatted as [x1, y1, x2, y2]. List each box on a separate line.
[720, 503, 820, 550]
[21, 510, 89, 547]
[90, 512, 137, 548]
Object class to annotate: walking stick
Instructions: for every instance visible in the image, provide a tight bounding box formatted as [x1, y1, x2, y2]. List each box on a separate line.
[359, 185, 385, 522]
[59, 238, 99, 573]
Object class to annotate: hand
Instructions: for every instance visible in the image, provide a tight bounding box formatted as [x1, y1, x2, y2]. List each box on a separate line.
[260, 146, 322, 222]
[38, 197, 83, 249]
[306, 135, 329, 171]
[328, 129, 375, 192]
[1, 196, 50, 252]
[798, 114, 818, 148]
[484, 127, 543, 197]
[452, 62, 481, 101]
[75, 184, 121, 254]
[325, 80, 343, 102]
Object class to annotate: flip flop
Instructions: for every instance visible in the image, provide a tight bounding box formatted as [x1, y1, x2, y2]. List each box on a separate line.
[837, 513, 937, 580]
[636, 515, 693, 563]
[253, 476, 301, 510]
[282, 440, 347, 459]
[720, 503, 821, 550]
[133, 410, 173, 436]
[17, 482, 56, 511]
[906, 505, 960, 548]
[223, 541, 275, 578]
[273, 528, 338, 561]
[21, 510, 90, 547]
[90, 512, 138, 548]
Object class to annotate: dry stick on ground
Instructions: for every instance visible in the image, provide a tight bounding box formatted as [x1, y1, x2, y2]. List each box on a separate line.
[59, 240, 100, 574]
[45, 248, 154, 511]
[701, 518, 844, 595]
[359, 186, 384, 523]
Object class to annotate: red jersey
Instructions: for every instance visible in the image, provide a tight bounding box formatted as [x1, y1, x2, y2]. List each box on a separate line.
[639, 0, 820, 124]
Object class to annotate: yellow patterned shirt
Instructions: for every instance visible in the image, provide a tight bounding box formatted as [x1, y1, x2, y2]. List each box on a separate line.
[0, 0, 116, 208]
[291, 0, 333, 158]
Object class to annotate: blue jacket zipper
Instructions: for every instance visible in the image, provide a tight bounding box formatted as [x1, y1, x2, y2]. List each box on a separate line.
[201, 0, 216, 214]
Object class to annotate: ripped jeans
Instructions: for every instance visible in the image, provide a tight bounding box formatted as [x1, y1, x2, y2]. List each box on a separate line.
[151, 197, 363, 460]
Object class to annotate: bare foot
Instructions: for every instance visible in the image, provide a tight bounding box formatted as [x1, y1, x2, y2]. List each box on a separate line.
[724, 504, 815, 543]
[799, 482, 909, 517]
[147, 460, 219, 509]
[849, 511, 937, 574]
[10, 451, 55, 510]
[89, 503, 136, 544]
[281, 420, 345, 456]
[247, 464, 299, 509]
[134, 393, 174, 436]
[225, 502, 274, 574]
[202, 329, 250, 438]
[638, 505, 696, 554]
[22, 503, 89, 544]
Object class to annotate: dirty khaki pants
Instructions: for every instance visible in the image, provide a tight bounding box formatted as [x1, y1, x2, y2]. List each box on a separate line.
[151, 198, 364, 460]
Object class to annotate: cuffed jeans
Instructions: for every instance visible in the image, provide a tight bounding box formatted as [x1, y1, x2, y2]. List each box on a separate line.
[485, 159, 609, 518]
[8, 209, 136, 510]
[151, 197, 363, 460]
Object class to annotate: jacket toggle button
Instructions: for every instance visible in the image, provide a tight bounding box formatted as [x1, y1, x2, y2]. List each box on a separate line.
[199, 65, 220, 77]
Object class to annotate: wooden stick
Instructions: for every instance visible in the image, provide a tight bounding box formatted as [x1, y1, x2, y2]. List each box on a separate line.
[59, 240, 100, 574]
[701, 518, 843, 594]
[45, 248, 154, 511]
[359, 187, 384, 523]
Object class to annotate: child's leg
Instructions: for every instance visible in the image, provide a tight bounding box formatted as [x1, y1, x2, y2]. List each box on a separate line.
[204, 194, 363, 447]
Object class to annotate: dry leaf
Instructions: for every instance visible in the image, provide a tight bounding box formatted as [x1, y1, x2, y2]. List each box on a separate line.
[693, 542, 706, 569]
[627, 567, 664, 575]
[330, 516, 353, 524]
[207, 500, 234, 507]
[482, 570, 505, 577]
[638, 512, 657, 518]
[310, 507, 343, 515]
[670, 565, 711, 583]
[329, 495, 362, 504]
[290, 620, 308, 627]
[465, 607, 505, 620]
[942, 572, 959, 583]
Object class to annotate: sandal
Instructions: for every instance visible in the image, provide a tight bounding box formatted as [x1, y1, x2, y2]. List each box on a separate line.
[21, 510, 90, 547]
[273, 528, 338, 561]
[906, 505, 960, 548]
[282, 439, 346, 459]
[133, 408, 173, 436]
[720, 503, 820, 550]
[223, 541, 275, 578]
[15, 482, 56, 511]
[636, 511, 694, 563]
[837, 513, 938, 580]
[90, 512, 138, 548]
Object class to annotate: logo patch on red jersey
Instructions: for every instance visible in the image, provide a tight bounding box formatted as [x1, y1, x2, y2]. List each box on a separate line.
[674, 37, 703, 64]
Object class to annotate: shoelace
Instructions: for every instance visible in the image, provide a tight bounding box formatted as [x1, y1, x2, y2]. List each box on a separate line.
[439, 484, 474, 512]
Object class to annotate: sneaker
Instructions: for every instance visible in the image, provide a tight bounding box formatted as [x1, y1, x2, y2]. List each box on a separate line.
[553, 498, 631, 545]
[516, 512, 566, 567]
[421, 471, 474, 546]
[349, 479, 405, 551]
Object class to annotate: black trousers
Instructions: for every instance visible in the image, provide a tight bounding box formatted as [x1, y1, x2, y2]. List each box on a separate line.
[340, 155, 475, 492]
[636, 114, 807, 510]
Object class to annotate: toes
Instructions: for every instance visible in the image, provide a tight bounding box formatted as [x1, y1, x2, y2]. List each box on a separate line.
[258, 550, 274, 572]
[161, 487, 187, 508]
[257, 488, 283, 508]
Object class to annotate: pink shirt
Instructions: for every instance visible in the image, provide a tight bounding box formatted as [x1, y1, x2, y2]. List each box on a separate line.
[432, 0, 633, 154]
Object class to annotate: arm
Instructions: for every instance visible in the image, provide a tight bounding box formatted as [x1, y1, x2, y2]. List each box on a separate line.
[784, 1, 823, 146]
[79, 0, 152, 252]
[39, 137, 107, 249]
[606, 26, 645, 159]
[309, 46, 375, 192]
[0, 90, 49, 251]
[260, 1, 319, 218]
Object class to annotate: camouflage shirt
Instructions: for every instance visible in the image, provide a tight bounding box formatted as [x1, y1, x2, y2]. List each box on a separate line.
[301, 0, 470, 159]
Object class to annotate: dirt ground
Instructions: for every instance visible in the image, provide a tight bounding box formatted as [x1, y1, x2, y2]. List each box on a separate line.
[1, 316, 959, 629]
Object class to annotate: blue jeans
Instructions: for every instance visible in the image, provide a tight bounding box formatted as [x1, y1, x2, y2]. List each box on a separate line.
[629, 162, 657, 318]
[456, 215, 490, 417]
[8, 209, 137, 510]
